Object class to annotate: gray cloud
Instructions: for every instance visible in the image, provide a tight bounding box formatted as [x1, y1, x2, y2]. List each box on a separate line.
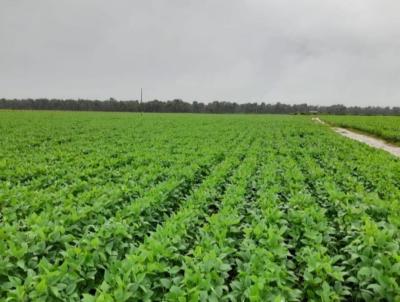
[1, 0, 399, 106]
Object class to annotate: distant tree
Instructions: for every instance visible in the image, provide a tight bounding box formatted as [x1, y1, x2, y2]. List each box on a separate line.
[1, 98, 399, 115]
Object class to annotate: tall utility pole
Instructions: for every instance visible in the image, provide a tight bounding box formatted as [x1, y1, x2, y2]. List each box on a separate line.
[140, 88, 143, 115]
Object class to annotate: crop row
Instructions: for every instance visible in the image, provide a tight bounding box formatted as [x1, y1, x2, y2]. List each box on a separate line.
[1, 112, 400, 300]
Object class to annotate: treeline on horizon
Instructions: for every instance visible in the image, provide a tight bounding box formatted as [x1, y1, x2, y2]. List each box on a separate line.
[1, 98, 400, 115]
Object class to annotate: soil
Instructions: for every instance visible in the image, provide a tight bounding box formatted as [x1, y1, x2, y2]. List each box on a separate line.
[312, 117, 326, 125]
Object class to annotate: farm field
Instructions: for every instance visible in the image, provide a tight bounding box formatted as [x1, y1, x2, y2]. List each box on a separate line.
[1, 111, 400, 301]
[321, 115, 400, 144]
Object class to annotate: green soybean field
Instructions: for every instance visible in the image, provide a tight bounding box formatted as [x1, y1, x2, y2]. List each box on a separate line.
[321, 115, 400, 144]
[1, 111, 400, 301]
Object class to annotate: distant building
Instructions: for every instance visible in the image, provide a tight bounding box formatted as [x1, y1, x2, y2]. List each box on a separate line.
[293, 110, 319, 115]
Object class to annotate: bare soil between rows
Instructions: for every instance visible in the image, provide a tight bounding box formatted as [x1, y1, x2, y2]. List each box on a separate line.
[312, 117, 400, 158]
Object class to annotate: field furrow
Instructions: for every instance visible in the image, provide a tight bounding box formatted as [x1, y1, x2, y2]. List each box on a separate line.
[82, 139, 253, 301]
[1, 112, 400, 301]
[162, 138, 263, 301]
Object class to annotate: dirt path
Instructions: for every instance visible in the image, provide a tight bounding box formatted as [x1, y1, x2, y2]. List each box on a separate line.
[312, 117, 400, 158]
[312, 117, 326, 125]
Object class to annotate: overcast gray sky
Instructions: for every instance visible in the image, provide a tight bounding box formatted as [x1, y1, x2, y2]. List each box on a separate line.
[1, 0, 399, 106]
